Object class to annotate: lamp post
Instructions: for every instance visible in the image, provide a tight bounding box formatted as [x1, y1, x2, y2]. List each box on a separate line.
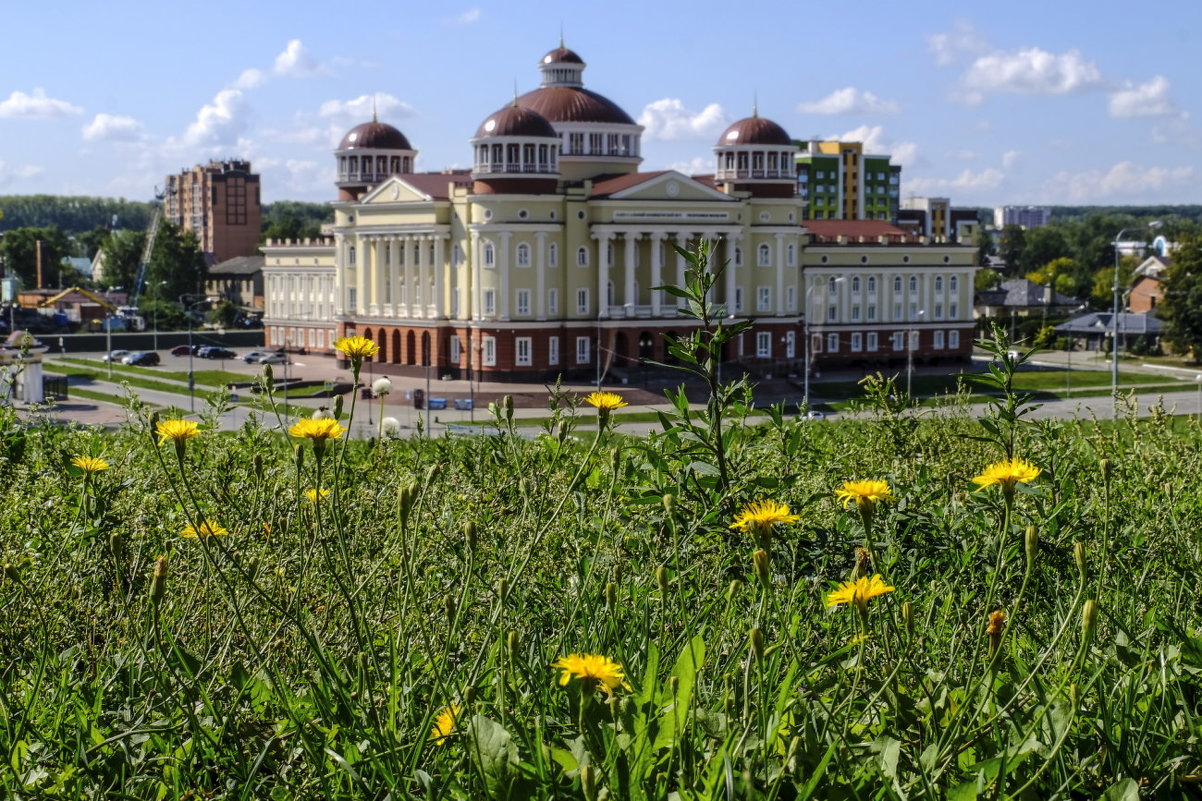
[906, 309, 926, 400]
[181, 296, 208, 413]
[1111, 221, 1162, 418]
[803, 275, 844, 411]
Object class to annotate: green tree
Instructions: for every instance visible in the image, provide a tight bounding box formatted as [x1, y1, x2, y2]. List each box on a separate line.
[1088, 255, 1138, 308]
[148, 222, 207, 304]
[207, 299, 239, 328]
[0, 225, 71, 288]
[996, 224, 1025, 272]
[1159, 234, 1202, 360]
[96, 229, 146, 291]
[975, 227, 994, 267]
[1018, 226, 1070, 274]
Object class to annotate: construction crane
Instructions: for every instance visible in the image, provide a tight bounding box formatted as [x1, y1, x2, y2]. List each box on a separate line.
[130, 189, 165, 308]
[38, 286, 145, 331]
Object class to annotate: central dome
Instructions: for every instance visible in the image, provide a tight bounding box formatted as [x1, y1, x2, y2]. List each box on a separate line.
[541, 46, 583, 64]
[718, 116, 792, 146]
[338, 121, 412, 151]
[516, 87, 635, 125]
[475, 105, 558, 138]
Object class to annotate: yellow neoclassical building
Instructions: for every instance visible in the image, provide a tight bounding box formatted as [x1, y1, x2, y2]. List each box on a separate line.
[264, 44, 977, 379]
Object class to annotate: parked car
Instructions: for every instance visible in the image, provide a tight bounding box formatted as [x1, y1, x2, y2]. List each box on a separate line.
[170, 344, 194, 356]
[122, 351, 161, 366]
[257, 352, 289, 365]
[802, 410, 827, 421]
[102, 349, 130, 363]
[242, 351, 269, 363]
[202, 347, 237, 360]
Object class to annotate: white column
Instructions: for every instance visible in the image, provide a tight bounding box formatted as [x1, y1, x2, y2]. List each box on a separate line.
[389, 236, 401, 317]
[726, 233, 740, 316]
[334, 236, 345, 315]
[470, 232, 482, 321]
[774, 233, 786, 316]
[404, 236, 416, 317]
[498, 231, 511, 321]
[623, 231, 637, 317]
[355, 237, 368, 315]
[650, 232, 665, 317]
[675, 233, 688, 310]
[372, 237, 385, 315]
[597, 231, 614, 318]
[535, 232, 547, 320]
[433, 235, 445, 319]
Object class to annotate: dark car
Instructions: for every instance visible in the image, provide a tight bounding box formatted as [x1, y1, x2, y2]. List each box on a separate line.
[170, 344, 194, 356]
[123, 351, 161, 366]
[202, 347, 237, 360]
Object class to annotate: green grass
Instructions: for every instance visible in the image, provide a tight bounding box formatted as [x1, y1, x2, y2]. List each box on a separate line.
[52, 356, 252, 388]
[3, 360, 1201, 799]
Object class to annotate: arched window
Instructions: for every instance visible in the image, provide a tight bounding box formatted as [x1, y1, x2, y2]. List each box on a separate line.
[851, 276, 861, 293]
[734, 247, 743, 267]
[828, 276, 838, 293]
[757, 243, 771, 267]
[516, 243, 531, 267]
[950, 276, 958, 292]
[867, 276, 876, 293]
[893, 276, 902, 292]
[934, 276, 943, 292]
[548, 243, 558, 267]
[786, 244, 796, 267]
[909, 276, 918, 292]
[576, 246, 589, 267]
[483, 243, 495, 267]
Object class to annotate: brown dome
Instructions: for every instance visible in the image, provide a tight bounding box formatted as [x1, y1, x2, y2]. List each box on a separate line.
[718, 116, 792, 146]
[475, 105, 558, 138]
[541, 46, 584, 65]
[517, 87, 634, 125]
[338, 121, 412, 150]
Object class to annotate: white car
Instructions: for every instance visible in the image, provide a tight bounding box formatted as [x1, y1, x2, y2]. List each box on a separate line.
[257, 352, 290, 365]
[102, 349, 130, 363]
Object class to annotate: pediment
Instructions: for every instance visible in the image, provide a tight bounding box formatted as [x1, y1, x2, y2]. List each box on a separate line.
[608, 171, 735, 202]
[360, 176, 434, 204]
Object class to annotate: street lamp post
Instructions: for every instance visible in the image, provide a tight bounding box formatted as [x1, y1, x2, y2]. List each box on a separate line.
[1111, 221, 1162, 417]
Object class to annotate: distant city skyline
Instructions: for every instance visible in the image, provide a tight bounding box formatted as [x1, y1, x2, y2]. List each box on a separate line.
[1, 1, 1198, 208]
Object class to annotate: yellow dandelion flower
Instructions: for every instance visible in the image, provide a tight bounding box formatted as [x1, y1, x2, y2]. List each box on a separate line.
[304, 488, 330, 503]
[834, 480, 893, 510]
[584, 391, 629, 411]
[70, 455, 109, 474]
[825, 574, 894, 609]
[552, 653, 632, 695]
[156, 419, 200, 445]
[333, 335, 380, 360]
[180, 520, 230, 538]
[730, 499, 800, 532]
[971, 458, 1041, 493]
[288, 418, 345, 442]
[429, 703, 461, 745]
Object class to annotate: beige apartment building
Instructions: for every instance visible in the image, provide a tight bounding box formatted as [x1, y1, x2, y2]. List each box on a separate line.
[165, 160, 262, 265]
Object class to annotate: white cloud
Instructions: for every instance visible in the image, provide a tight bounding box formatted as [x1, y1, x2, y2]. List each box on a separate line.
[1043, 161, 1197, 202]
[0, 160, 43, 186]
[1108, 75, 1182, 118]
[0, 88, 83, 118]
[1151, 118, 1202, 148]
[665, 156, 711, 176]
[907, 168, 1005, 195]
[82, 113, 144, 142]
[956, 47, 1103, 104]
[183, 89, 249, 147]
[256, 157, 332, 198]
[831, 124, 919, 168]
[638, 98, 730, 141]
[797, 87, 900, 115]
[442, 8, 481, 25]
[927, 19, 987, 66]
[1001, 149, 1022, 170]
[318, 92, 415, 124]
[233, 68, 267, 89]
[273, 39, 327, 78]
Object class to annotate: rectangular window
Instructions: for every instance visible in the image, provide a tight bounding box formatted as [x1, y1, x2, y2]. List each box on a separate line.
[786, 286, 796, 311]
[548, 288, 559, 316]
[548, 336, 560, 365]
[893, 303, 902, 321]
[851, 332, 862, 352]
[450, 336, 461, 364]
[867, 304, 876, 321]
[734, 287, 744, 313]
[348, 287, 357, 309]
[949, 330, 960, 349]
[549, 243, 558, 267]
[827, 333, 839, 353]
[483, 336, 496, 366]
[851, 305, 861, 321]
[483, 289, 496, 315]
[755, 331, 771, 358]
[576, 288, 589, 314]
[576, 336, 590, 364]
[891, 331, 904, 351]
[949, 303, 958, 320]
[935, 303, 943, 320]
[785, 331, 795, 358]
[909, 330, 919, 351]
[451, 288, 460, 317]
[866, 332, 878, 352]
[757, 286, 771, 312]
[827, 304, 837, 323]
[933, 330, 945, 350]
[909, 302, 918, 320]
[515, 337, 532, 366]
[516, 289, 531, 316]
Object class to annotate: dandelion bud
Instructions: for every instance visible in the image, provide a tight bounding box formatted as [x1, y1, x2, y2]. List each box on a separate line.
[1099, 458, 1111, 480]
[502, 394, 514, 420]
[852, 547, 873, 580]
[464, 685, 477, 703]
[149, 411, 161, 434]
[109, 531, 124, 560]
[1081, 599, 1098, 648]
[253, 454, 264, 480]
[262, 363, 274, 383]
[655, 566, 669, 594]
[613, 564, 624, 585]
[506, 630, 520, 659]
[149, 555, 168, 603]
[752, 548, 771, 588]
[987, 610, 1006, 657]
[726, 579, 742, 605]
[580, 764, 598, 801]
[662, 493, 675, 514]
[1074, 541, 1087, 580]
[398, 482, 416, 527]
[3, 562, 19, 583]
[749, 626, 765, 661]
[668, 676, 679, 696]
[901, 601, 914, 638]
[1024, 526, 1039, 565]
[443, 594, 457, 622]
[604, 582, 618, 610]
[333, 395, 344, 420]
[463, 521, 478, 552]
[1070, 683, 1080, 708]
[496, 578, 509, 602]
[606, 694, 619, 720]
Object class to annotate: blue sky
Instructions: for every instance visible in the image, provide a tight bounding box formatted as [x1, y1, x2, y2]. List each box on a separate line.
[2, 0, 1199, 209]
